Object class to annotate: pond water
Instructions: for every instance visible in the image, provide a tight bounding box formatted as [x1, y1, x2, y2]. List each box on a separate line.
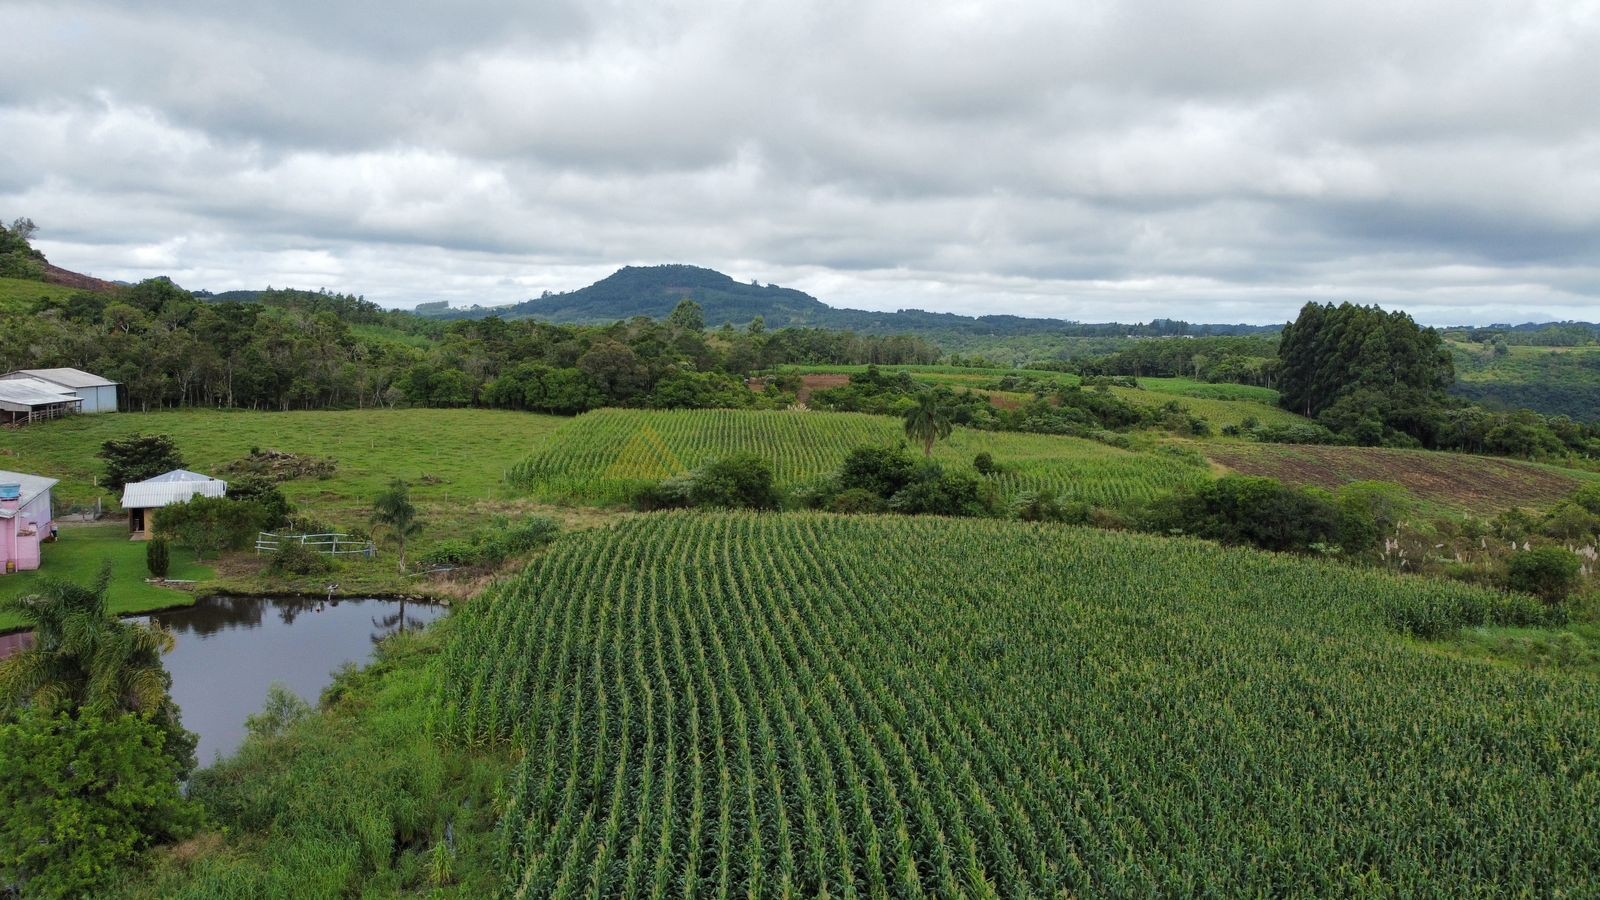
[0, 596, 447, 764]
[149, 595, 447, 764]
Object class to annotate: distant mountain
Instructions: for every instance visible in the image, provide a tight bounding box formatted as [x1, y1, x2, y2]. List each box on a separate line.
[416, 264, 1275, 338]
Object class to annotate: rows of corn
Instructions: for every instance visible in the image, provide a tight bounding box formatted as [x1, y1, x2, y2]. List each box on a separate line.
[437, 512, 1600, 897]
[507, 408, 1208, 507]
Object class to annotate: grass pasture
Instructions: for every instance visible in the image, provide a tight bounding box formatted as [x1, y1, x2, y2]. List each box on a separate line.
[508, 407, 1210, 507]
[1206, 441, 1600, 513]
[0, 275, 79, 314]
[441, 511, 1600, 896]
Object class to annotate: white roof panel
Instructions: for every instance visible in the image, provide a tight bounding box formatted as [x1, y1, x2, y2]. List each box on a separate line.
[0, 469, 59, 519]
[0, 377, 80, 407]
[4, 368, 118, 388]
[121, 469, 228, 508]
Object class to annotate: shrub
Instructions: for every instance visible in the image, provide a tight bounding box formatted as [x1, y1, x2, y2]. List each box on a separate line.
[155, 495, 268, 561]
[973, 452, 997, 476]
[0, 709, 202, 898]
[1142, 476, 1342, 554]
[1506, 547, 1583, 604]
[686, 453, 782, 510]
[267, 540, 333, 577]
[829, 488, 886, 514]
[838, 446, 917, 498]
[418, 540, 479, 568]
[146, 537, 170, 579]
[226, 475, 292, 528]
[1012, 490, 1091, 524]
[888, 466, 998, 517]
[632, 476, 695, 512]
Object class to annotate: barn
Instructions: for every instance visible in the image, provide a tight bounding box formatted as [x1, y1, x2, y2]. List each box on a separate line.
[120, 469, 229, 540]
[2, 368, 119, 413]
[0, 470, 59, 574]
[0, 377, 82, 425]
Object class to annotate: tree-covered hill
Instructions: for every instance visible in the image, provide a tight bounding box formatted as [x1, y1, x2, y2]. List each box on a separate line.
[416, 263, 1275, 340]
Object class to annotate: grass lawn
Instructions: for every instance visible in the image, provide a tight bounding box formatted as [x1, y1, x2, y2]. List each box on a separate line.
[0, 523, 212, 631]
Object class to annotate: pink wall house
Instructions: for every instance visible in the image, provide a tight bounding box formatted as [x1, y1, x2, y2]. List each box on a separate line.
[0, 471, 58, 575]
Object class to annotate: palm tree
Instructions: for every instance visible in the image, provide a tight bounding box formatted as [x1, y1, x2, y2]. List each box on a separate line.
[903, 392, 954, 458]
[0, 566, 175, 718]
[372, 478, 422, 574]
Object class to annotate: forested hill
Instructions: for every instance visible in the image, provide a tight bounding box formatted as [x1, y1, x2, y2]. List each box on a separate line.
[415, 263, 1274, 338]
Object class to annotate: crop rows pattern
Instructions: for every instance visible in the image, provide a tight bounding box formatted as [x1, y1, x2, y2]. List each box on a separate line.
[438, 513, 1600, 897]
[508, 408, 1206, 506]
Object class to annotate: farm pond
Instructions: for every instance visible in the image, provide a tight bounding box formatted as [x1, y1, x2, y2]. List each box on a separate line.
[1, 595, 445, 763]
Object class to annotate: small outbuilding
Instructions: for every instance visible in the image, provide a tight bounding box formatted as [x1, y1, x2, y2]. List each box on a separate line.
[0, 469, 59, 574]
[2, 368, 119, 413]
[120, 469, 228, 540]
[0, 377, 82, 425]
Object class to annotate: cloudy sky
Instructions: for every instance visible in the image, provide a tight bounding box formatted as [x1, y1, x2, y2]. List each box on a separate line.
[2, 0, 1597, 325]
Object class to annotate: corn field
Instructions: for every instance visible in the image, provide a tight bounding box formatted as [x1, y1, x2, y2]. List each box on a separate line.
[507, 408, 1207, 507]
[437, 512, 1600, 897]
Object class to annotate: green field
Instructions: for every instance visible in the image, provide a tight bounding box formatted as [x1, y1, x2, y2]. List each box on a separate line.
[0, 275, 78, 314]
[439, 512, 1597, 896]
[1, 408, 566, 515]
[509, 407, 1210, 507]
[0, 524, 211, 631]
[781, 364, 1303, 430]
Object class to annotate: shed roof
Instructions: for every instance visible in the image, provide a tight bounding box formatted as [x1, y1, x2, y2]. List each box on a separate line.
[0, 377, 81, 408]
[3, 368, 119, 388]
[0, 469, 59, 520]
[120, 470, 228, 509]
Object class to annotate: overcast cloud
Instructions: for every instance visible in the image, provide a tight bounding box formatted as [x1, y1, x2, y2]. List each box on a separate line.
[1, 0, 1597, 324]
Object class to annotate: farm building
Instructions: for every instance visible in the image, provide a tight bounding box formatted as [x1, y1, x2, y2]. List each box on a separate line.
[0, 376, 82, 425]
[0, 470, 58, 574]
[120, 469, 228, 540]
[2, 367, 119, 413]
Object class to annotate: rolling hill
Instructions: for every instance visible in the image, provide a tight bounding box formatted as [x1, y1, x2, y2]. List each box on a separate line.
[411, 263, 1273, 339]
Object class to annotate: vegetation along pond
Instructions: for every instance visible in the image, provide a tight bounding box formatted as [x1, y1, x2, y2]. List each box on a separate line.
[3, 595, 446, 764]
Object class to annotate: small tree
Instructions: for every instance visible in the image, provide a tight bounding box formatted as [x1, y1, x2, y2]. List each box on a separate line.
[146, 537, 170, 579]
[98, 434, 185, 490]
[903, 393, 954, 458]
[667, 298, 706, 332]
[687, 453, 781, 510]
[372, 479, 422, 573]
[973, 452, 997, 476]
[1506, 547, 1582, 604]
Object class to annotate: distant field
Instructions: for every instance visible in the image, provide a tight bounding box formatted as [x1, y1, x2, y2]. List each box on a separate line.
[1, 408, 567, 519]
[0, 275, 79, 314]
[442, 511, 1600, 896]
[510, 407, 1209, 507]
[780, 364, 1303, 430]
[1206, 442, 1599, 513]
[1449, 340, 1600, 422]
[0, 524, 211, 631]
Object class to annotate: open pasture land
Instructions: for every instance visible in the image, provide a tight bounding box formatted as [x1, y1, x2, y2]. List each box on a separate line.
[1207, 441, 1600, 513]
[509, 407, 1209, 507]
[441, 512, 1600, 897]
[0, 275, 79, 314]
[1, 408, 565, 515]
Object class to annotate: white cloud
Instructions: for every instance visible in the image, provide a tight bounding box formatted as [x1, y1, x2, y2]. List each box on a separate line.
[1, 0, 1596, 325]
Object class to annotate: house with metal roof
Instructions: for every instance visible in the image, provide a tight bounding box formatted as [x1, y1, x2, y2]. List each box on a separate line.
[0, 377, 82, 425]
[0, 469, 59, 574]
[2, 367, 119, 413]
[120, 469, 228, 540]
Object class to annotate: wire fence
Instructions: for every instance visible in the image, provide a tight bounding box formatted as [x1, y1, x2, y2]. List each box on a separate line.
[255, 531, 376, 558]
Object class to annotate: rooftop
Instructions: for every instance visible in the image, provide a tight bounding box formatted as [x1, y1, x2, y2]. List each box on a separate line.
[0, 469, 60, 520]
[4, 367, 119, 388]
[0, 377, 81, 408]
[121, 469, 228, 509]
